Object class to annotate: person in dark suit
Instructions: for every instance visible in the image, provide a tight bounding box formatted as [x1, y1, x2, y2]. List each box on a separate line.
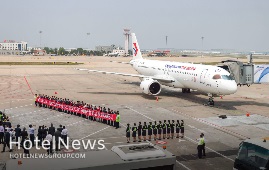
[57, 125, 63, 133]
[0, 122, 4, 144]
[137, 122, 142, 142]
[20, 127, 28, 147]
[4, 119, 11, 129]
[126, 123, 131, 143]
[142, 122, 147, 141]
[14, 124, 21, 146]
[23, 137, 30, 156]
[54, 129, 61, 151]
[37, 126, 42, 146]
[2, 129, 12, 152]
[48, 123, 55, 136]
[41, 125, 47, 142]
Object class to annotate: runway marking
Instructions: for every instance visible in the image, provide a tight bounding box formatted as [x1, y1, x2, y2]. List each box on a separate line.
[178, 139, 186, 142]
[125, 106, 155, 121]
[129, 106, 235, 163]
[184, 136, 234, 162]
[67, 120, 86, 127]
[19, 111, 65, 127]
[115, 142, 124, 144]
[171, 108, 249, 139]
[4, 103, 32, 111]
[79, 126, 110, 140]
[120, 123, 127, 128]
[187, 125, 206, 133]
[24, 76, 34, 95]
[176, 160, 192, 170]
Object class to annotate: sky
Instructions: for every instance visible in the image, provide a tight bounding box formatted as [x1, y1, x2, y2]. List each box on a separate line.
[1, 0, 269, 51]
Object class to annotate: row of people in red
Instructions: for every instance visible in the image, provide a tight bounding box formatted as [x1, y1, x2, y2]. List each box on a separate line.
[35, 94, 119, 127]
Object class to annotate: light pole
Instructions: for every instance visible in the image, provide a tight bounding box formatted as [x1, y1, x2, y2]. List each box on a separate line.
[165, 36, 168, 46]
[201, 36, 204, 49]
[87, 33, 90, 52]
[201, 36, 204, 57]
[39, 31, 42, 48]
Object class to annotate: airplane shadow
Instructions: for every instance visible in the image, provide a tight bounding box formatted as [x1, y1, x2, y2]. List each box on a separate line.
[161, 88, 269, 111]
[78, 81, 268, 111]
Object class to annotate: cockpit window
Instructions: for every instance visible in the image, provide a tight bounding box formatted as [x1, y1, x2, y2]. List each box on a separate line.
[221, 75, 234, 80]
[212, 74, 221, 79]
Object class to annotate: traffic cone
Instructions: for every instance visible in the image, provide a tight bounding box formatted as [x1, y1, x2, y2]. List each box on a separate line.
[220, 96, 223, 99]
[246, 112, 250, 117]
[156, 96, 159, 101]
[55, 92, 58, 95]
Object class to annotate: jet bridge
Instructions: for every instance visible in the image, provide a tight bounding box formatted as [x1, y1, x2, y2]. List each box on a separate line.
[218, 54, 254, 86]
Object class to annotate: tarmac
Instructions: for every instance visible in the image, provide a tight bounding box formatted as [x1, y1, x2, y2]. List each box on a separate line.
[0, 55, 269, 170]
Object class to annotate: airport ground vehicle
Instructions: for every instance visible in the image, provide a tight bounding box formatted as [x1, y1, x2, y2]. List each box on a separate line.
[233, 137, 269, 170]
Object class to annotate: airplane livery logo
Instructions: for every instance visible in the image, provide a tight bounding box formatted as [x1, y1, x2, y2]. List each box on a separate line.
[133, 43, 138, 56]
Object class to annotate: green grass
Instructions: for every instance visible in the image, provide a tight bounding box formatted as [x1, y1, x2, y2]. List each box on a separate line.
[0, 62, 83, 65]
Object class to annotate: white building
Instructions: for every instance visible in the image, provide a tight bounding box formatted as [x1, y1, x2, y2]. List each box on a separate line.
[112, 48, 125, 56]
[0, 40, 28, 51]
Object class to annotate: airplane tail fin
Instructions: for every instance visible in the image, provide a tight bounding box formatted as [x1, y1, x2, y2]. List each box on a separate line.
[131, 33, 143, 60]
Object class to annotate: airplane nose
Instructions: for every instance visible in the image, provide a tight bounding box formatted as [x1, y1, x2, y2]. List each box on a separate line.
[220, 80, 237, 95]
[227, 81, 237, 94]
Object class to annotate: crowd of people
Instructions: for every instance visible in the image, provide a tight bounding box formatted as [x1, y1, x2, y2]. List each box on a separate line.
[125, 120, 184, 143]
[35, 94, 121, 128]
[0, 111, 14, 152]
[1, 110, 69, 155]
[1, 94, 207, 159]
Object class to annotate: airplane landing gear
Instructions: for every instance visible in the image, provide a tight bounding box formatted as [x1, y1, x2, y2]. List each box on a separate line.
[208, 96, 214, 107]
[182, 88, 191, 93]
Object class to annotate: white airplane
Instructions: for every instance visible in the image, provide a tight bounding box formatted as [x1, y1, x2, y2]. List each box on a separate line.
[108, 52, 119, 57]
[77, 33, 237, 104]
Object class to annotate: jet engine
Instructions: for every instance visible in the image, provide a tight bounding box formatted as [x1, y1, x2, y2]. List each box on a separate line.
[140, 78, 161, 95]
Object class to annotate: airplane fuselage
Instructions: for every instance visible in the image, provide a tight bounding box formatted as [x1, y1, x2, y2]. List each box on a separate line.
[131, 59, 237, 95]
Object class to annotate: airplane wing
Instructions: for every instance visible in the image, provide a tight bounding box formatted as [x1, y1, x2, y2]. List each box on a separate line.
[75, 68, 175, 83]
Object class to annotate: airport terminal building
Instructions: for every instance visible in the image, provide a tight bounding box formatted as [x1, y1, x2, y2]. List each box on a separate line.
[0, 40, 28, 55]
[95, 45, 124, 53]
[95, 46, 114, 53]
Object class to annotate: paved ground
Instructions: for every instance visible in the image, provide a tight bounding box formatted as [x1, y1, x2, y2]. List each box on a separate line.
[0, 55, 269, 170]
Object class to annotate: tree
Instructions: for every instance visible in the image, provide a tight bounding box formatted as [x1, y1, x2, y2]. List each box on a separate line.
[83, 50, 88, 55]
[44, 47, 50, 54]
[111, 44, 116, 50]
[128, 50, 133, 55]
[49, 48, 55, 54]
[70, 49, 78, 55]
[58, 47, 66, 55]
[54, 48, 58, 55]
[77, 48, 84, 55]
[89, 50, 94, 56]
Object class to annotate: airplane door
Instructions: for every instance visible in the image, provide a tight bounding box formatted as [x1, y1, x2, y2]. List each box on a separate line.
[200, 69, 208, 84]
[164, 67, 170, 75]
